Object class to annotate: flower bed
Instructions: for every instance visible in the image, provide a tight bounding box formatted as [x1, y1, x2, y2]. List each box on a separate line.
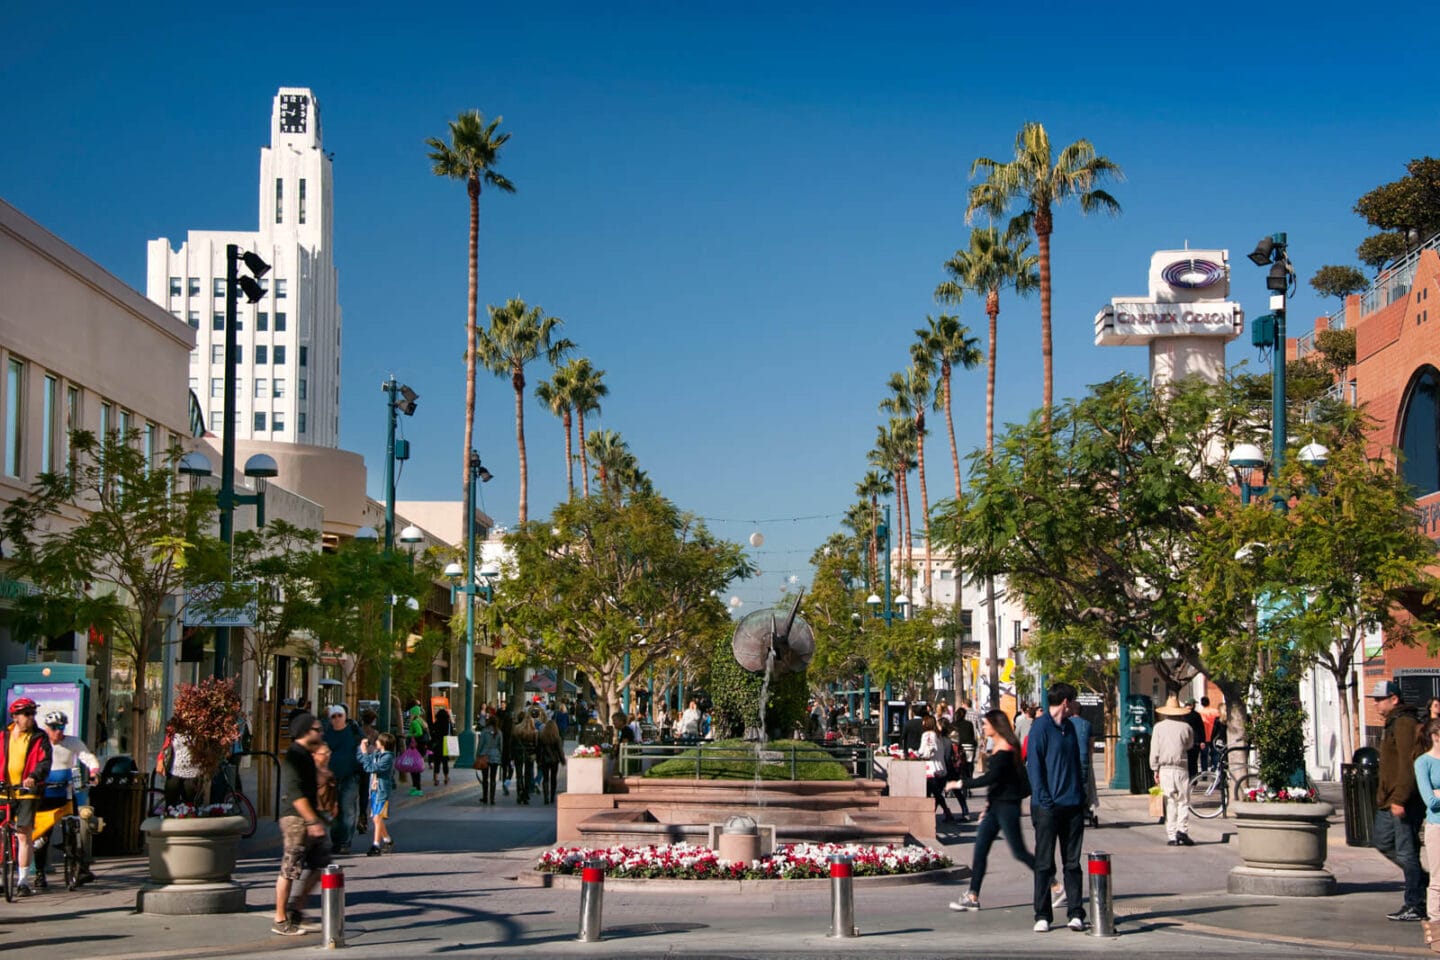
[1242, 784, 1319, 803]
[536, 841, 951, 880]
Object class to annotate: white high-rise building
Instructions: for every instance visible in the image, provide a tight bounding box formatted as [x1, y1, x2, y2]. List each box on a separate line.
[146, 87, 340, 448]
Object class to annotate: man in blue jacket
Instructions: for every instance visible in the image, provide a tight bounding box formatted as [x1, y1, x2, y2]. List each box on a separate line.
[1025, 681, 1088, 932]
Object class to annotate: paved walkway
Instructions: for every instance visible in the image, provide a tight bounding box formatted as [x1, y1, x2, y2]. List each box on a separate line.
[6, 768, 1432, 959]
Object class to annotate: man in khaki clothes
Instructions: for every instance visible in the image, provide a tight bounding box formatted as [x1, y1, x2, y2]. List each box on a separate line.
[1150, 695, 1195, 846]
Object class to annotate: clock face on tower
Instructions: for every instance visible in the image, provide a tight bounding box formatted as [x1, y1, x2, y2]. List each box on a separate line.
[279, 94, 308, 134]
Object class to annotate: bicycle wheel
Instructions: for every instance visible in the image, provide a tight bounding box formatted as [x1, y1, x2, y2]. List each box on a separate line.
[2, 828, 16, 903]
[62, 821, 80, 891]
[1233, 773, 1260, 801]
[1187, 771, 1225, 819]
[224, 792, 258, 839]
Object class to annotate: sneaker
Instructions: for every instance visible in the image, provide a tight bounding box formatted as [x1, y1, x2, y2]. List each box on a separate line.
[366, 845, 382, 857]
[336, 843, 351, 855]
[33, 873, 47, 890]
[1068, 917, 1090, 932]
[1389, 905, 1428, 922]
[1033, 919, 1050, 933]
[382, 838, 394, 853]
[77, 869, 96, 885]
[408, 788, 423, 797]
[286, 906, 308, 929]
[1166, 839, 1178, 846]
[948, 892, 980, 912]
[14, 882, 33, 898]
[1052, 883, 1066, 906]
[272, 919, 305, 937]
[1175, 833, 1195, 846]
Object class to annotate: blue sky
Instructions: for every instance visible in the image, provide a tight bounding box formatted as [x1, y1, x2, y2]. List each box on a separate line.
[3, 2, 1436, 607]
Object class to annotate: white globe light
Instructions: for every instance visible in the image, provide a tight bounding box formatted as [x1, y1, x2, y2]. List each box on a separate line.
[729, 596, 743, 608]
[749, 532, 764, 548]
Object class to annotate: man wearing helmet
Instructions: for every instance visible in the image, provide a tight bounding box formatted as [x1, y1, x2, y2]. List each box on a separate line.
[35, 711, 99, 886]
[0, 698, 53, 896]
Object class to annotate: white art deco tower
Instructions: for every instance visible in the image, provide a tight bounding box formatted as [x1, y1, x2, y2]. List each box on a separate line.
[146, 87, 341, 447]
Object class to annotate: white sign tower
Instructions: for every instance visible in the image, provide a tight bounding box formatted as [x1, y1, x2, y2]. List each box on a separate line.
[1094, 249, 1243, 384]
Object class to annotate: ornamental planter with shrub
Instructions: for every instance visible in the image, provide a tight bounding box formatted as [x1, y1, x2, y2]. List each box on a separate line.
[1228, 672, 1335, 897]
[137, 678, 248, 915]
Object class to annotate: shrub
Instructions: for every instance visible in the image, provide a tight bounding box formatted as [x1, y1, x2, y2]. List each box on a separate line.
[705, 631, 809, 740]
[644, 739, 850, 780]
[1250, 669, 1307, 794]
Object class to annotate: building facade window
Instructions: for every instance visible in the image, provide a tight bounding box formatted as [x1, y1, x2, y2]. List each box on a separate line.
[99, 402, 111, 444]
[273, 379, 286, 398]
[1399, 365, 1440, 496]
[258, 311, 269, 331]
[189, 377, 199, 394]
[65, 385, 79, 480]
[276, 279, 288, 299]
[4, 359, 23, 477]
[214, 278, 226, 298]
[298, 412, 307, 434]
[298, 179, 306, 224]
[188, 277, 200, 296]
[275, 312, 287, 331]
[145, 423, 158, 470]
[256, 345, 268, 364]
[169, 277, 182, 297]
[210, 411, 223, 432]
[254, 412, 267, 431]
[213, 313, 224, 331]
[255, 379, 268, 398]
[274, 345, 286, 365]
[299, 346, 308, 367]
[275, 178, 283, 223]
[298, 379, 307, 400]
[210, 378, 224, 398]
[211, 345, 224, 364]
[187, 310, 199, 328]
[272, 413, 285, 432]
[41, 374, 57, 472]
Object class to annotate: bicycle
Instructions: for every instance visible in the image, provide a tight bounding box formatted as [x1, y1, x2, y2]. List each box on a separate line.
[31, 776, 90, 891]
[0, 783, 23, 902]
[1186, 743, 1260, 819]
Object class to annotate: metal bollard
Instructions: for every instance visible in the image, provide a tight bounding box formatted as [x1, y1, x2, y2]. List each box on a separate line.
[827, 854, 858, 938]
[1087, 851, 1116, 938]
[576, 859, 605, 942]
[321, 864, 346, 948]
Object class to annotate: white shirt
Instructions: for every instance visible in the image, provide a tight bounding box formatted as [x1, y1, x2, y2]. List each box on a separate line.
[50, 735, 100, 779]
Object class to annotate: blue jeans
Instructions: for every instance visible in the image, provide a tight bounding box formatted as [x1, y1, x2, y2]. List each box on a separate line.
[1374, 805, 1428, 910]
[969, 800, 1033, 895]
[331, 775, 359, 848]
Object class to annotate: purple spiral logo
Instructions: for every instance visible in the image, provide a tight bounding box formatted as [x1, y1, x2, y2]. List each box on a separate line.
[1161, 258, 1225, 289]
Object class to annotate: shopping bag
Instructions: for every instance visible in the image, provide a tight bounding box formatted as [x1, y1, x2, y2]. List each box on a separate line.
[1148, 791, 1165, 819]
[443, 735, 460, 758]
[396, 746, 425, 774]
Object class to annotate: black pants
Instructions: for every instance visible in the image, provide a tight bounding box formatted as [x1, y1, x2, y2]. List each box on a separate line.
[928, 777, 954, 819]
[431, 752, 450, 781]
[514, 754, 535, 803]
[540, 762, 560, 803]
[1032, 803, 1086, 923]
[163, 775, 200, 808]
[969, 800, 1033, 895]
[479, 762, 499, 803]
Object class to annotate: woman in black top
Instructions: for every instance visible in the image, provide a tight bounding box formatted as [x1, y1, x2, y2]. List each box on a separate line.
[945, 710, 1035, 912]
[431, 707, 454, 786]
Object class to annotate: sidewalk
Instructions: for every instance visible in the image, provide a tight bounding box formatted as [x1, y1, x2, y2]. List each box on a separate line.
[8, 772, 1431, 959]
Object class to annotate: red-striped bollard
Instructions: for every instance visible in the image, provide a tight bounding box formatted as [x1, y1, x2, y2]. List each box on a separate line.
[827, 854, 857, 938]
[1087, 851, 1115, 937]
[321, 864, 346, 948]
[577, 859, 605, 942]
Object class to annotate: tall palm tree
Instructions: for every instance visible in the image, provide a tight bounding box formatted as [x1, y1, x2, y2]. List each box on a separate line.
[855, 470, 893, 589]
[426, 110, 515, 509]
[585, 429, 632, 498]
[912, 314, 982, 501]
[937, 220, 1037, 457]
[475, 298, 574, 524]
[566, 358, 609, 498]
[535, 362, 578, 498]
[882, 365, 934, 600]
[869, 417, 917, 601]
[967, 122, 1122, 418]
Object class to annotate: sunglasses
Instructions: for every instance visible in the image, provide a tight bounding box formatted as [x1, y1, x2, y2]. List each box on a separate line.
[310, 724, 323, 732]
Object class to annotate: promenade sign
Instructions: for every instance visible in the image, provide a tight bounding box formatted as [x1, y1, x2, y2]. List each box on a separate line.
[184, 581, 258, 628]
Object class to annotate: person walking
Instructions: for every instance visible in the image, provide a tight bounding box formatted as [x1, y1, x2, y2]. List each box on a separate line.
[679, 700, 701, 739]
[1150, 695, 1196, 846]
[498, 709, 515, 796]
[1069, 708, 1099, 829]
[322, 705, 361, 855]
[1026, 682, 1088, 933]
[1014, 704, 1035, 746]
[918, 715, 955, 824]
[273, 712, 331, 936]
[404, 705, 430, 797]
[1373, 679, 1429, 922]
[357, 732, 396, 856]
[1413, 717, 1440, 949]
[476, 714, 503, 804]
[536, 718, 565, 804]
[512, 710, 538, 805]
[903, 703, 929, 755]
[947, 710, 1034, 912]
[431, 706, 453, 787]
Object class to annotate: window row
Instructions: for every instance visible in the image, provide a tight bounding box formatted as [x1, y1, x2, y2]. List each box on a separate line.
[3, 353, 167, 481]
[207, 410, 307, 434]
[189, 377, 308, 400]
[168, 277, 288, 299]
[204, 345, 310, 366]
[275, 178, 307, 225]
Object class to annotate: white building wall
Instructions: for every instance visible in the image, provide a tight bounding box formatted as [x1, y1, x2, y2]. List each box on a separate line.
[146, 87, 340, 449]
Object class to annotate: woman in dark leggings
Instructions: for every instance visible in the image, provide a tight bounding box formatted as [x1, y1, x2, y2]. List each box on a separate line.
[945, 710, 1035, 912]
[431, 707, 453, 786]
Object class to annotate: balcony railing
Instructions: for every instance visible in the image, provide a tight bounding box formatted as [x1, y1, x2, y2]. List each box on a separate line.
[1324, 229, 1439, 328]
[1295, 331, 1315, 359]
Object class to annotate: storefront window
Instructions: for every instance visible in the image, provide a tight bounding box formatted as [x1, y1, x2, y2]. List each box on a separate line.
[1399, 366, 1440, 496]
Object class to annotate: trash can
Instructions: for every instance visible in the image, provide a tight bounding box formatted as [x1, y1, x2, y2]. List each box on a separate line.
[90, 759, 145, 857]
[1342, 746, 1380, 848]
[1126, 734, 1155, 794]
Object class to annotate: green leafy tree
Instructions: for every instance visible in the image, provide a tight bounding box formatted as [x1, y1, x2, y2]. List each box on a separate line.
[803, 538, 868, 690]
[1308, 265, 1368, 303]
[426, 110, 514, 525]
[495, 492, 751, 718]
[1249, 670, 1308, 794]
[967, 123, 1122, 418]
[1314, 328, 1357, 376]
[1358, 232, 1409, 271]
[860, 609, 951, 705]
[476, 298, 574, 525]
[1, 430, 223, 759]
[1353, 157, 1440, 268]
[208, 519, 321, 681]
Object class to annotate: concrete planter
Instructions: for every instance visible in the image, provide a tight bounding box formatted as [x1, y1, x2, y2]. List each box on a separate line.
[1228, 800, 1335, 897]
[136, 814, 248, 915]
[877, 758, 927, 798]
[568, 756, 611, 795]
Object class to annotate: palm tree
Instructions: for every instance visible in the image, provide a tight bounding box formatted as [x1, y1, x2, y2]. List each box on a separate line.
[869, 417, 917, 601]
[475, 298, 574, 524]
[585, 429, 632, 498]
[937, 220, 1037, 457]
[566, 358, 609, 498]
[967, 122, 1122, 418]
[855, 470, 893, 589]
[535, 362, 578, 498]
[882, 365, 934, 600]
[912, 314, 982, 501]
[426, 110, 515, 507]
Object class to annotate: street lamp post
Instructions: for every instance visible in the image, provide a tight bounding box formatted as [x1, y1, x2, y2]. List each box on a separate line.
[213, 244, 274, 680]
[378, 378, 418, 730]
[446, 451, 493, 767]
[1245, 233, 1294, 514]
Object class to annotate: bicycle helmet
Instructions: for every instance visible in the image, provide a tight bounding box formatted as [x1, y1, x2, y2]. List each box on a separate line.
[8, 697, 37, 715]
[42, 710, 68, 729]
